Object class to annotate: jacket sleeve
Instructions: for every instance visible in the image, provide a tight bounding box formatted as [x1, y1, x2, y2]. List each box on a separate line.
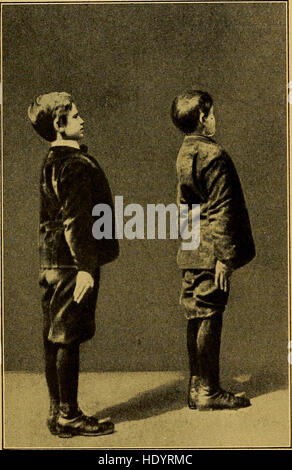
[58, 158, 99, 276]
[203, 154, 255, 270]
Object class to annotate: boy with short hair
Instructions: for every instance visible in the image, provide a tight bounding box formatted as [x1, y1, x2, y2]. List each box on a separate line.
[171, 89, 255, 410]
[28, 92, 119, 437]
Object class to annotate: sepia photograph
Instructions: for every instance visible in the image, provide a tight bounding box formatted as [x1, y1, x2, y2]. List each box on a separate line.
[0, 0, 290, 451]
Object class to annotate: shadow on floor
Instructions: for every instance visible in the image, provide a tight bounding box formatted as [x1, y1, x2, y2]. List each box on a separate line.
[96, 370, 288, 423]
[222, 369, 288, 399]
[96, 378, 187, 423]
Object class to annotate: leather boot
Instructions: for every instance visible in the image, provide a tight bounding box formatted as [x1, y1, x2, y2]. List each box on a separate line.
[195, 386, 251, 410]
[56, 408, 114, 438]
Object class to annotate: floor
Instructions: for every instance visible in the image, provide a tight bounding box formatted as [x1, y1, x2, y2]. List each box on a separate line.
[3, 371, 291, 449]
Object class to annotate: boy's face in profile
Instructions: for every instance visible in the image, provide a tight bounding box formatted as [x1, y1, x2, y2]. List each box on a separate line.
[63, 103, 84, 141]
[203, 106, 216, 137]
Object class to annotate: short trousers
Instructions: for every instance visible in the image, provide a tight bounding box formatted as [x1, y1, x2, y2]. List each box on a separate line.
[39, 268, 100, 346]
[180, 269, 229, 319]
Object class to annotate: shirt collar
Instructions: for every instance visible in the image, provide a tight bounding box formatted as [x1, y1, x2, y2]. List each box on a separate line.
[50, 139, 80, 150]
[184, 133, 216, 144]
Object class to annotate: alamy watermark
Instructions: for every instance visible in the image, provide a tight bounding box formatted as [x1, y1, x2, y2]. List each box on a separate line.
[92, 196, 200, 251]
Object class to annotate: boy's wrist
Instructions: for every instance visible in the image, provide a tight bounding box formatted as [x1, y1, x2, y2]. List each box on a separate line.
[216, 259, 233, 274]
[78, 270, 94, 278]
[77, 268, 95, 280]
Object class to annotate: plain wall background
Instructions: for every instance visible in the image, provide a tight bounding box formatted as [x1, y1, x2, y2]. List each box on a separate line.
[3, 3, 288, 380]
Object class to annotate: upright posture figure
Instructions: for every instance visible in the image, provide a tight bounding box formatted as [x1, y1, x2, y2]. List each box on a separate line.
[171, 90, 255, 410]
[28, 92, 119, 437]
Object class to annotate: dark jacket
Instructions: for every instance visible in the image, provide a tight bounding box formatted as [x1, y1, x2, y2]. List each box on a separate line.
[176, 134, 255, 270]
[39, 145, 119, 275]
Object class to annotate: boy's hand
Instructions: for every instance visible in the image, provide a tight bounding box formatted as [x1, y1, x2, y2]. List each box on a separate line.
[74, 271, 94, 304]
[215, 260, 233, 292]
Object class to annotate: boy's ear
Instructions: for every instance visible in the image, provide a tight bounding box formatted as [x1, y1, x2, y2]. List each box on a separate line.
[53, 117, 65, 133]
[199, 110, 206, 125]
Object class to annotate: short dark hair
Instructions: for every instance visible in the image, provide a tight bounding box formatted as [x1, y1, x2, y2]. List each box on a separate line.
[171, 89, 213, 134]
[27, 92, 74, 142]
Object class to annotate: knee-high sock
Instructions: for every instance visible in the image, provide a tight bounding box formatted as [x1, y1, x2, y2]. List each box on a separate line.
[43, 337, 59, 404]
[197, 314, 223, 392]
[56, 344, 80, 416]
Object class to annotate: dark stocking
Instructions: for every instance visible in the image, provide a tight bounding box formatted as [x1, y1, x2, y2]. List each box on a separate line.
[187, 319, 200, 377]
[187, 314, 223, 393]
[56, 344, 80, 418]
[43, 337, 59, 405]
[197, 314, 223, 392]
